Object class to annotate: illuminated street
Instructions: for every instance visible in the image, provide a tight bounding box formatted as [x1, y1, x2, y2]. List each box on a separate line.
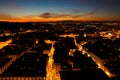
[0, 39, 12, 49]
[0, 48, 32, 75]
[0, 20, 120, 80]
[45, 40, 61, 80]
[76, 41, 115, 78]
[60, 33, 115, 78]
[89, 52, 115, 77]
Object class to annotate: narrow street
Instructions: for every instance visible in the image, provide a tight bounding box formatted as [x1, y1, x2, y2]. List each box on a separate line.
[45, 40, 61, 80]
[0, 47, 32, 75]
[76, 41, 115, 78]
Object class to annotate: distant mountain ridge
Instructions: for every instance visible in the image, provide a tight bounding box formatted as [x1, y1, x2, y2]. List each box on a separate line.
[0, 20, 120, 23]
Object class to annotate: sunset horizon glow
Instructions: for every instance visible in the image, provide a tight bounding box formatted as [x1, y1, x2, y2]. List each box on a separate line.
[0, 0, 120, 22]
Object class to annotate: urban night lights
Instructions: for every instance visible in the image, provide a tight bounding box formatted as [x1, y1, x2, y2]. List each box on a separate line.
[0, 0, 120, 80]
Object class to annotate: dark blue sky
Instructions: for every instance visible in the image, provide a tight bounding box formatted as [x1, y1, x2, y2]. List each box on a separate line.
[0, 0, 120, 22]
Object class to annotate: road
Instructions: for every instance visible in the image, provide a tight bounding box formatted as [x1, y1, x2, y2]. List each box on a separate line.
[0, 39, 12, 49]
[60, 33, 115, 78]
[0, 47, 32, 75]
[45, 40, 61, 80]
[76, 41, 115, 78]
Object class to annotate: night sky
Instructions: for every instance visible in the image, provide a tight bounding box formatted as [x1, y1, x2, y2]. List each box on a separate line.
[0, 0, 120, 22]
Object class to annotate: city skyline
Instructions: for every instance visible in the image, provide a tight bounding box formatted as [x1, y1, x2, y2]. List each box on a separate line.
[0, 0, 120, 22]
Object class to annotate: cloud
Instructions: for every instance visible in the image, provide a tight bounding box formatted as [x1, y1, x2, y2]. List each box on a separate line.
[71, 9, 97, 18]
[24, 12, 72, 19]
[0, 13, 13, 19]
[24, 8, 98, 21]
[40, 13, 54, 18]
[0, 13, 27, 22]
[1, 11, 120, 22]
[39, 12, 96, 19]
[39, 12, 72, 18]
[23, 11, 98, 22]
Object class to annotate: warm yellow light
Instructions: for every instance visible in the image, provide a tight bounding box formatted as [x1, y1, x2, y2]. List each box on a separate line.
[79, 47, 82, 51]
[44, 40, 51, 44]
[0, 39, 12, 49]
[87, 54, 90, 57]
[35, 39, 39, 44]
[97, 66, 100, 69]
[105, 71, 112, 77]
[82, 50, 86, 55]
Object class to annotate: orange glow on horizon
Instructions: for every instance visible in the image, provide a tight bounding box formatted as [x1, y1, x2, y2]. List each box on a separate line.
[0, 17, 120, 22]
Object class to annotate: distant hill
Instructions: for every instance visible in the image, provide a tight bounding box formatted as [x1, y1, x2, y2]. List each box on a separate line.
[0, 20, 120, 24]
